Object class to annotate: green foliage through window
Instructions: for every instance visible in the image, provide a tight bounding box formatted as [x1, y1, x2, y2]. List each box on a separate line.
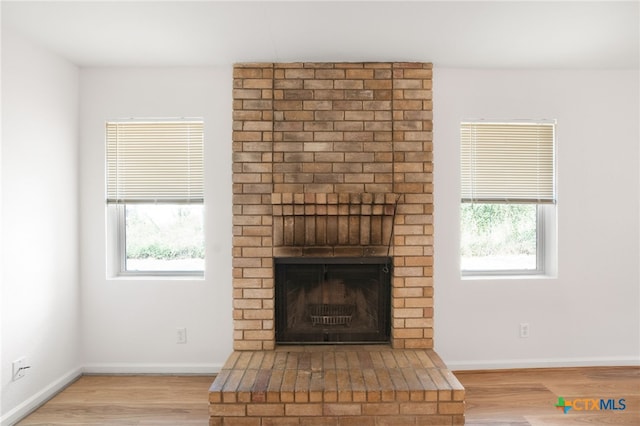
[124, 204, 204, 272]
[460, 203, 537, 271]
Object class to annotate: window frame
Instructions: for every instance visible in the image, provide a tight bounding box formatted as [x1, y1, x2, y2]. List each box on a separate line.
[459, 119, 557, 278]
[105, 118, 205, 278]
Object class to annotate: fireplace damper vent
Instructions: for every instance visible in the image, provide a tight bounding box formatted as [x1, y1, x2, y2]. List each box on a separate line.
[275, 257, 391, 344]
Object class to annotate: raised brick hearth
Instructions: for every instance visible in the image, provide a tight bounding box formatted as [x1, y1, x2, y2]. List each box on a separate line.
[210, 62, 464, 425]
[209, 346, 464, 425]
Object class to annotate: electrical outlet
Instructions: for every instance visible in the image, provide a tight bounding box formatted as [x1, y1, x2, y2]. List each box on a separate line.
[176, 327, 187, 344]
[519, 323, 530, 338]
[12, 357, 29, 381]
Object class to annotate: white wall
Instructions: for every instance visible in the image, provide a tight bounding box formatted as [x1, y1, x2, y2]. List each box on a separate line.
[433, 68, 640, 369]
[79, 68, 233, 373]
[78, 67, 639, 373]
[1, 28, 81, 424]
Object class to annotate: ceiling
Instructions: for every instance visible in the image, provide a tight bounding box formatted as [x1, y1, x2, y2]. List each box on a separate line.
[2, 1, 638, 69]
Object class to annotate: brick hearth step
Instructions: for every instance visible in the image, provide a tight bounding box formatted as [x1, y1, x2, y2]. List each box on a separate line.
[209, 346, 464, 425]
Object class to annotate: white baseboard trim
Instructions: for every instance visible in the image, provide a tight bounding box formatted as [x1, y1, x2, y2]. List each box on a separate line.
[1, 366, 82, 426]
[82, 362, 223, 375]
[446, 356, 640, 371]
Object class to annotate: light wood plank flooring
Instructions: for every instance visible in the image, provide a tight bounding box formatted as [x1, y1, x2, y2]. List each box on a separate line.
[457, 366, 639, 425]
[17, 375, 215, 425]
[16, 366, 639, 425]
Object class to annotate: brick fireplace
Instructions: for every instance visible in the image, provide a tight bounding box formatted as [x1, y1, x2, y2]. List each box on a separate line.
[209, 62, 464, 425]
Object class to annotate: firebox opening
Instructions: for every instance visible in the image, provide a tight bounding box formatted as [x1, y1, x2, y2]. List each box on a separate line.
[275, 257, 391, 344]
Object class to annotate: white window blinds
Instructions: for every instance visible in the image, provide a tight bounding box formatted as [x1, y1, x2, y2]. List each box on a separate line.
[461, 122, 555, 204]
[106, 120, 204, 204]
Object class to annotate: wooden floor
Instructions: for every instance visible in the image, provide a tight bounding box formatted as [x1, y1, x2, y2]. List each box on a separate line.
[17, 366, 639, 425]
[457, 366, 640, 425]
[17, 376, 215, 425]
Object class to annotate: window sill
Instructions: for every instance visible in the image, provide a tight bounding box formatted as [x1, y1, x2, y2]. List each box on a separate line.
[107, 273, 205, 281]
[461, 273, 556, 281]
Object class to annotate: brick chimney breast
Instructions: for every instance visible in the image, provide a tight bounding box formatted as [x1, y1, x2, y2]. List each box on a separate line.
[233, 62, 433, 351]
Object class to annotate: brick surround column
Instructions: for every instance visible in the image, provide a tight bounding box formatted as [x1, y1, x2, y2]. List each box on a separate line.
[232, 62, 433, 350]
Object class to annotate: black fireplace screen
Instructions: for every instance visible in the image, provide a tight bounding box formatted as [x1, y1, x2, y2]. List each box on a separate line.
[275, 257, 391, 344]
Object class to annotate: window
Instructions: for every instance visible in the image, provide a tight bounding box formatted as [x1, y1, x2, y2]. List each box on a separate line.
[460, 121, 556, 275]
[106, 120, 204, 276]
